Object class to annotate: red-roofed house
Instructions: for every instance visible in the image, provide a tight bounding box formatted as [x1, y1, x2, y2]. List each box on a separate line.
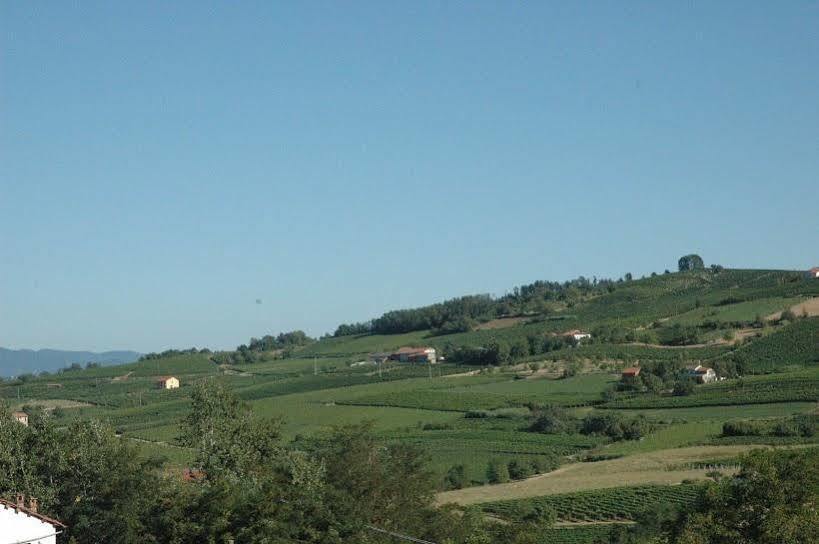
[389, 347, 437, 364]
[621, 367, 641, 379]
[807, 267, 819, 279]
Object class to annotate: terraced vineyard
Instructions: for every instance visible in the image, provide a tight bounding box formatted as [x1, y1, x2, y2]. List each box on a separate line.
[483, 484, 703, 522]
[726, 317, 819, 372]
[603, 370, 819, 409]
[540, 525, 622, 544]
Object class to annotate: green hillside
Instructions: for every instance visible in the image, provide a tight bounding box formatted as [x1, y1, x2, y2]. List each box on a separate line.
[2, 266, 818, 543]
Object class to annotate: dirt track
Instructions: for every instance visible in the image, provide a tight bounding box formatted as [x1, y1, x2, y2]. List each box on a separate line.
[767, 296, 819, 320]
[435, 444, 774, 506]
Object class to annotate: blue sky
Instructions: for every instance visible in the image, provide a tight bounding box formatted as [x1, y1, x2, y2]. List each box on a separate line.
[2, 2, 818, 352]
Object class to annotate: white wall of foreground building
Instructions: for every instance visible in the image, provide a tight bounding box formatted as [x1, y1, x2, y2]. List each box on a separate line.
[0, 503, 60, 544]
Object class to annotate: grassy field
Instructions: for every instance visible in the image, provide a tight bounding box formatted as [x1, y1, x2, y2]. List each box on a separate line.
[435, 444, 772, 505]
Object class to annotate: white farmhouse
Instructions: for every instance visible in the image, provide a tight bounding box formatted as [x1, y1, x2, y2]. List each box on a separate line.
[563, 330, 592, 342]
[687, 365, 717, 384]
[0, 495, 65, 544]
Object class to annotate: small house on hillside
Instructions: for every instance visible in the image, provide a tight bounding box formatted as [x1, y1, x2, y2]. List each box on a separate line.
[12, 411, 28, 426]
[621, 367, 641, 379]
[687, 365, 717, 384]
[808, 267, 819, 279]
[563, 330, 592, 342]
[182, 468, 206, 483]
[390, 347, 437, 364]
[156, 376, 180, 390]
[0, 494, 66, 544]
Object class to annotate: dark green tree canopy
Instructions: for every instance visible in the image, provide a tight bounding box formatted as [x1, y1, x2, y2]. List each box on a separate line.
[678, 254, 705, 271]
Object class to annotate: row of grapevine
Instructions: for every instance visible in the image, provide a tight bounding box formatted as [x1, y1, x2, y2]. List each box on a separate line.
[483, 484, 703, 522]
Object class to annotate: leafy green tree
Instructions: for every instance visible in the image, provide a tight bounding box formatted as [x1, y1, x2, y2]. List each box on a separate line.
[642, 372, 664, 394]
[486, 458, 510, 483]
[444, 464, 467, 490]
[181, 380, 281, 482]
[507, 459, 533, 480]
[676, 450, 818, 543]
[673, 378, 696, 396]
[486, 339, 511, 365]
[678, 254, 705, 271]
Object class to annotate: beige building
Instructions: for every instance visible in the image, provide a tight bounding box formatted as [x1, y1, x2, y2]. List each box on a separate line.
[156, 376, 180, 389]
[687, 365, 717, 384]
[12, 412, 28, 426]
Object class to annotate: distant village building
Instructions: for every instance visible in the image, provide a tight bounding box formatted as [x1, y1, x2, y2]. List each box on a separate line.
[155, 376, 180, 390]
[621, 367, 641, 379]
[563, 330, 592, 342]
[808, 267, 819, 279]
[0, 494, 65, 544]
[12, 411, 28, 426]
[687, 365, 717, 384]
[390, 347, 437, 364]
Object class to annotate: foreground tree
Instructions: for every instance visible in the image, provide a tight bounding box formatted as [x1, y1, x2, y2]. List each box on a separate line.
[607, 449, 819, 544]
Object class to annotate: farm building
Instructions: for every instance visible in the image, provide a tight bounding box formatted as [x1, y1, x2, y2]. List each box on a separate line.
[563, 330, 592, 342]
[389, 347, 437, 364]
[687, 365, 717, 384]
[12, 411, 28, 426]
[808, 267, 819, 279]
[0, 494, 65, 544]
[621, 367, 641, 379]
[156, 376, 180, 389]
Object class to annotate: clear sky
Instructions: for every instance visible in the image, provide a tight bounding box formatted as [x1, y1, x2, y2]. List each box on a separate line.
[2, 2, 818, 352]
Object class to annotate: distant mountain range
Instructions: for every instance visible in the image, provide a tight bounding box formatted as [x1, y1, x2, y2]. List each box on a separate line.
[0, 348, 141, 377]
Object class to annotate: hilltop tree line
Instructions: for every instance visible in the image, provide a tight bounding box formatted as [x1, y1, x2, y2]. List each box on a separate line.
[334, 254, 716, 338]
[334, 276, 625, 337]
[212, 330, 315, 365]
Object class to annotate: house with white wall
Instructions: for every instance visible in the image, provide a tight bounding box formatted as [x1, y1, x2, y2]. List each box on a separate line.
[155, 376, 180, 389]
[0, 495, 65, 544]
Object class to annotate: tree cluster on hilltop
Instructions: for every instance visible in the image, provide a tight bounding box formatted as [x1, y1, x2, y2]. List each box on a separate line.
[333, 276, 624, 337]
[212, 330, 316, 365]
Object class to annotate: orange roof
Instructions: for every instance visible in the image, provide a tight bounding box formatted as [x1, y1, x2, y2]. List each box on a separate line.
[12, 411, 27, 417]
[182, 468, 206, 482]
[621, 367, 641, 376]
[0, 498, 66, 528]
[394, 347, 433, 354]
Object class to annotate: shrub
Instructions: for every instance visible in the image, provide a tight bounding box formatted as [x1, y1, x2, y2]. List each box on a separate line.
[673, 378, 696, 396]
[581, 413, 651, 441]
[487, 458, 510, 484]
[443, 464, 467, 490]
[528, 406, 575, 434]
[507, 459, 533, 480]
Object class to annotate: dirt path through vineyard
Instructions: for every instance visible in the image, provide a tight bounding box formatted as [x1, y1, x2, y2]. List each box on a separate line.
[436, 444, 771, 505]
